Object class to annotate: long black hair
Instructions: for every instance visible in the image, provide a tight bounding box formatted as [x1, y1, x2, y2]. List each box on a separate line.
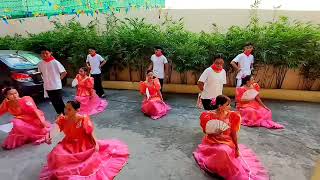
[211, 95, 231, 110]
[1, 81, 15, 96]
[67, 100, 81, 110]
[1, 87, 15, 96]
[80, 67, 89, 75]
[241, 75, 252, 87]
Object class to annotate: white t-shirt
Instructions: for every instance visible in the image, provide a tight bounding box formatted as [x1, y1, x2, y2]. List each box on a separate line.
[198, 67, 227, 99]
[38, 60, 66, 91]
[232, 53, 254, 79]
[150, 54, 168, 79]
[86, 54, 105, 75]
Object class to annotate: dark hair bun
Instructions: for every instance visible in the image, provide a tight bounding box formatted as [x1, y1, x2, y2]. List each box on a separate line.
[241, 75, 252, 87]
[211, 95, 230, 110]
[80, 67, 89, 72]
[1, 81, 14, 96]
[67, 100, 81, 110]
[2, 87, 14, 96]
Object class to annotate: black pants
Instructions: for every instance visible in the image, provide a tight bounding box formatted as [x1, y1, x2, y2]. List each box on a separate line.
[159, 78, 164, 92]
[91, 74, 105, 97]
[201, 99, 214, 110]
[47, 89, 65, 114]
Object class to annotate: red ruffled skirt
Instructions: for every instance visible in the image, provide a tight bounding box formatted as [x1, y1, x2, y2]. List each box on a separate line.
[193, 142, 269, 180]
[40, 139, 129, 180]
[141, 98, 171, 120]
[238, 105, 284, 129]
[2, 118, 51, 150]
[75, 95, 108, 116]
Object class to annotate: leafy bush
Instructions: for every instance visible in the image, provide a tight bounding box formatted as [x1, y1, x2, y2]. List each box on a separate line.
[0, 14, 319, 90]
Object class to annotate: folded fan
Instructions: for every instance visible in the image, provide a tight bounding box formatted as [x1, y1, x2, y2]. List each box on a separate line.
[0, 122, 13, 133]
[71, 78, 78, 87]
[205, 119, 230, 134]
[241, 89, 259, 101]
[146, 87, 151, 100]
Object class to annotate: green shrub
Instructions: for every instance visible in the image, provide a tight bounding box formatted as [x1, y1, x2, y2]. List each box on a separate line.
[0, 14, 319, 90]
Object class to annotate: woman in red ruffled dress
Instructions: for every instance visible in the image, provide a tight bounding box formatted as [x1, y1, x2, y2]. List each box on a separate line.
[236, 75, 284, 129]
[193, 95, 268, 180]
[74, 67, 108, 115]
[40, 100, 129, 180]
[139, 70, 171, 120]
[0, 87, 51, 150]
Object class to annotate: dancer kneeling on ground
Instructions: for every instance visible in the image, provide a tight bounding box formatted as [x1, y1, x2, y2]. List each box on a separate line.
[139, 70, 171, 120]
[73, 67, 108, 115]
[40, 100, 129, 180]
[236, 75, 284, 129]
[0, 87, 51, 150]
[193, 95, 268, 180]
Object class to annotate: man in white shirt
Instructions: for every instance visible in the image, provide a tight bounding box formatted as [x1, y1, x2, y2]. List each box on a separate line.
[148, 46, 169, 92]
[198, 54, 227, 110]
[38, 47, 67, 115]
[86, 48, 107, 97]
[230, 42, 254, 87]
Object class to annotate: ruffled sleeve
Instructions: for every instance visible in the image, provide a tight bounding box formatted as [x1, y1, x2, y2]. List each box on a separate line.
[0, 99, 8, 116]
[140, 81, 147, 94]
[85, 77, 94, 89]
[82, 115, 94, 134]
[21, 96, 38, 113]
[75, 74, 81, 81]
[229, 111, 241, 132]
[235, 87, 245, 103]
[200, 112, 212, 133]
[56, 115, 65, 131]
[153, 78, 161, 91]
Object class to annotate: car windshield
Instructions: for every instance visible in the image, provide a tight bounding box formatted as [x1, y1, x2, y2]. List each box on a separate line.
[3, 56, 36, 69]
[21, 53, 42, 65]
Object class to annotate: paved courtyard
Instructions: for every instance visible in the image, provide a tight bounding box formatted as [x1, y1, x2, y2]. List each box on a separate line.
[0, 88, 319, 180]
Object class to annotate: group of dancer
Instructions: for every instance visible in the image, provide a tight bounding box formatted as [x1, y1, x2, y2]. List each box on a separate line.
[0, 44, 285, 180]
[0, 47, 128, 179]
[194, 42, 284, 180]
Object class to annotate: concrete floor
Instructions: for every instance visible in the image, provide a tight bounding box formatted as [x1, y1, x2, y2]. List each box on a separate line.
[0, 88, 319, 180]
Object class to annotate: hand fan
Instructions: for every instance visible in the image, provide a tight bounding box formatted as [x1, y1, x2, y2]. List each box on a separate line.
[72, 78, 78, 87]
[0, 122, 13, 133]
[205, 119, 230, 134]
[241, 89, 259, 101]
[146, 87, 151, 100]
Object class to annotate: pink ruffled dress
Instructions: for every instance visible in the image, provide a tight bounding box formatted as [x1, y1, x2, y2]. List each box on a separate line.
[140, 79, 171, 120]
[193, 111, 269, 180]
[40, 115, 129, 180]
[236, 83, 284, 129]
[75, 74, 108, 115]
[0, 96, 51, 149]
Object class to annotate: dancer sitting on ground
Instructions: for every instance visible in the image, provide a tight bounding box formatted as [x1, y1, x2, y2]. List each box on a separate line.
[236, 75, 284, 129]
[40, 100, 129, 180]
[193, 95, 268, 180]
[0, 86, 51, 150]
[73, 67, 108, 115]
[140, 70, 171, 120]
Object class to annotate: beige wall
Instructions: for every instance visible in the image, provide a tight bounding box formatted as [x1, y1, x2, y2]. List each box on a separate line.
[1, 9, 320, 36]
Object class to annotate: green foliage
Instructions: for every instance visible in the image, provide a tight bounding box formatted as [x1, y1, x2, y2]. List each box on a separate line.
[0, 14, 319, 89]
